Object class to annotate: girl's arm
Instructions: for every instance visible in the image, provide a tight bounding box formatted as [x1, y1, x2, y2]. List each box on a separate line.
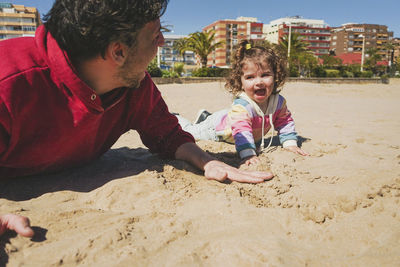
[274, 96, 308, 156]
[229, 102, 258, 159]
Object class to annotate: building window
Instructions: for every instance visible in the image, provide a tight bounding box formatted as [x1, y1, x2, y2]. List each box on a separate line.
[22, 26, 36, 31]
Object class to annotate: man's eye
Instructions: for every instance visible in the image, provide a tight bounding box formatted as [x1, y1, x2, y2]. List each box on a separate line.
[160, 25, 171, 33]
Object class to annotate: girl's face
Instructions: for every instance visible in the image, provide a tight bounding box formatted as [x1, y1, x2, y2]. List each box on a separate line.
[240, 60, 274, 105]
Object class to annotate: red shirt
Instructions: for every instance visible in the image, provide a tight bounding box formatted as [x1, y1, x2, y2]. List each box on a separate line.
[0, 26, 194, 178]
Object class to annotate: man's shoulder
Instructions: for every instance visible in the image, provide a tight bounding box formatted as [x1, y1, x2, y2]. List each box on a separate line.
[0, 37, 47, 83]
[136, 72, 162, 97]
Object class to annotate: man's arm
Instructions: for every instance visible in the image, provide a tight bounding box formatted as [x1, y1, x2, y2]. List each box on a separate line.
[0, 214, 34, 237]
[175, 142, 273, 183]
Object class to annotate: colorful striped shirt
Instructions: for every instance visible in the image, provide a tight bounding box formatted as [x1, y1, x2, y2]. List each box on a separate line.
[215, 93, 298, 159]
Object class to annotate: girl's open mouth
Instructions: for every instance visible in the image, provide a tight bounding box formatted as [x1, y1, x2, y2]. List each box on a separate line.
[255, 89, 266, 96]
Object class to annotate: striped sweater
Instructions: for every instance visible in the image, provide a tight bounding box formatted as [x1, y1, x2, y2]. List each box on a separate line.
[215, 93, 298, 159]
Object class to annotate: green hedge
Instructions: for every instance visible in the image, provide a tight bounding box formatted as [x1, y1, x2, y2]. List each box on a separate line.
[360, 70, 373, 78]
[325, 69, 340, 77]
[191, 67, 230, 77]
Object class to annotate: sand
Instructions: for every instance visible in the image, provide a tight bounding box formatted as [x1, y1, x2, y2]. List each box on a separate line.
[1, 80, 400, 266]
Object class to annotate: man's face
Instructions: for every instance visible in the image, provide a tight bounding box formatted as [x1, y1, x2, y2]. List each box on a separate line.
[117, 19, 165, 88]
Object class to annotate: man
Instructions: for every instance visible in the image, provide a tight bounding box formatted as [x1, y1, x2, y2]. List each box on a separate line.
[0, 0, 273, 237]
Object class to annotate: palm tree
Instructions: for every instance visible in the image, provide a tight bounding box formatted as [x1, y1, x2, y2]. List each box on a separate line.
[384, 42, 395, 75]
[278, 32, 312, 77]
[278, 32, 308, 57]
[365, 48, 383, 75]
[173, 38, 189, 63]
[185, 31, 224, 67]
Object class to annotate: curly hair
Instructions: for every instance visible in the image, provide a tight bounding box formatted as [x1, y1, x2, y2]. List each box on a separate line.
[225, 40, 287, 96]
[43, 0, 169, 62]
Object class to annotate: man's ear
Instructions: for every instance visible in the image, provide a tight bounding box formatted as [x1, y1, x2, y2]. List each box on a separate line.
[107, 42, 127, 66]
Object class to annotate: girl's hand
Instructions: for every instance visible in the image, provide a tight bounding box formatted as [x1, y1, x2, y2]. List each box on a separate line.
[285, 146, 309, 156]
[241, 155, 261, 166]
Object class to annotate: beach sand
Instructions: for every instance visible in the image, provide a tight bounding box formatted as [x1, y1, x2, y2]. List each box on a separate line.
[1, 80, 400, 266]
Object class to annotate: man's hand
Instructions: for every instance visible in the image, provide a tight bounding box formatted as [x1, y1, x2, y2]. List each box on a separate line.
[204, 160, 273, 183]
[285, 145, 309, 156]
[175, 142, 273, 184]
[0, 214, 34, 237]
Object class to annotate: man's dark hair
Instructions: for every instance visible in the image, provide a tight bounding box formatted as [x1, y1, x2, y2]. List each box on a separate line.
[43, 0, 169, 62]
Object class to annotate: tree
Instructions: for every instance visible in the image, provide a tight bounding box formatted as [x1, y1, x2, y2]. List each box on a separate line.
[173, 38, 189, 63]
[278, 32, 308, 57]
[184, 31, 224, 67]
[278, 32, 314, 77]
[365, 48, 383, 75]
[384, 41, 396, 76]
[297, 52, 319, 77]
[320, 54, 342, 67]
[253, 39, 275, 50]
[146, 58, 162, 77]
[173, 62, 185, 77]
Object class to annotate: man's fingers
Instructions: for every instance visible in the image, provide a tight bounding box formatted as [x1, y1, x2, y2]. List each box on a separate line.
[227, 170, 273, 183]
[250, 171, 274, 180]
[3, 214, 34, 237]
[229, 174, 265, 183]
[204, 160, 274, 184]
[236, 168, 274, 180]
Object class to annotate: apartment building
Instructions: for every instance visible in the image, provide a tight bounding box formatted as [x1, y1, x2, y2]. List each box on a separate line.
[393, 38, 400, 65]
[264, 16, 331, 57]
[203, 17, 264, 67]
[0, 2, 41, 40]
[330, 23, 393, 62]
[158, 34, 196, 70]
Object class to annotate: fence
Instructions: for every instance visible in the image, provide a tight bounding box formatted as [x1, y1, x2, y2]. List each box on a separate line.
[152, 77, 389, 85]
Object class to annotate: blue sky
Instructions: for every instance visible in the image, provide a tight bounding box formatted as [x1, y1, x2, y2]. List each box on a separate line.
[8, 0, 400, 37]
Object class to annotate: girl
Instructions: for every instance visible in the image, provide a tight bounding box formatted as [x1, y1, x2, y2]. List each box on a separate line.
[176, 40, 307, 165]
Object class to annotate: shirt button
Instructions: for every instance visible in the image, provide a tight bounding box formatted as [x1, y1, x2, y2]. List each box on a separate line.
[91, 94, 96, 101]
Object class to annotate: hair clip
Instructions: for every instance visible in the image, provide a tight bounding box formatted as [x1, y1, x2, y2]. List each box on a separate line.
[245, 43, 251, 50]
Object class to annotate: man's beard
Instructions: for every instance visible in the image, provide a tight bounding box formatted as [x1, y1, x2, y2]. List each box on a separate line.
[116, 51, 144, 89]
[119, 71, 141, 89]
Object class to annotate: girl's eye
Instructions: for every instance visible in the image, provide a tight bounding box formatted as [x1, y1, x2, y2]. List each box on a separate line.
[262, 73, 272, 77]
[245, 75, 254, 80]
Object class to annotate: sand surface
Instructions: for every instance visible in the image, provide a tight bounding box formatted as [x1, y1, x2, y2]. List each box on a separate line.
[1, 80, 400, 266]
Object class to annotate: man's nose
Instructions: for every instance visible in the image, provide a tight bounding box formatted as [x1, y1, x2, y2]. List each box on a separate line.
[158, 32, 165, 46]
